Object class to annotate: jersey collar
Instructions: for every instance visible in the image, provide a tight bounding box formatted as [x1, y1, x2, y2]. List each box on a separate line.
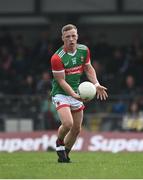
[63, 46, 77, 56]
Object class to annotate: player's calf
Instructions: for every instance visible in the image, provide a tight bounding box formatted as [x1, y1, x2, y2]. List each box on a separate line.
[56, 139, 70, 163]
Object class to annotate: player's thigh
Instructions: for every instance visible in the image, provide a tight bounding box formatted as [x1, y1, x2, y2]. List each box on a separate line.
[72, 110, 83, 128]
[57, 107, 73, 127]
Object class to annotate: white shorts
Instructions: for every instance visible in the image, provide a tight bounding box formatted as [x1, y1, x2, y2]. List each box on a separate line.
[52, 94, 85, 112]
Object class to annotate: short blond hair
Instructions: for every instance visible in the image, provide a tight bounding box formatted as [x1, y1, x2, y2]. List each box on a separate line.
[61, 24, 77, 34]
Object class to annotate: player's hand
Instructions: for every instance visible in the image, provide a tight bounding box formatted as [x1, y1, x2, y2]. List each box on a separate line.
[96, 85, 108, 100]
[72, 93, 90, 102]
[72, 93, 82, 100]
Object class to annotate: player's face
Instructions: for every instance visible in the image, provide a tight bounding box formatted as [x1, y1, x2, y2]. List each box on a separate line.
[62, 29, 78, 52]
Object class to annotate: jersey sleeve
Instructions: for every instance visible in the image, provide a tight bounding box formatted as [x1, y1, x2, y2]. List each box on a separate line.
[51, 54, 64, 72]
[85, 47, 91, 65]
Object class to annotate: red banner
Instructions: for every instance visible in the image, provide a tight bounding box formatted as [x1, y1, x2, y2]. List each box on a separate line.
[0, 130, 143, 153]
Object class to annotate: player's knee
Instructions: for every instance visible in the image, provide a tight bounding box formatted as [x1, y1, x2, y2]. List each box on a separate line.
[63, 122, 73, 131]
[71, 126, 81, 136]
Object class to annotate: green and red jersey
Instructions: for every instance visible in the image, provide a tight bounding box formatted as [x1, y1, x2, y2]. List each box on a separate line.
[51, 44, 91, 96]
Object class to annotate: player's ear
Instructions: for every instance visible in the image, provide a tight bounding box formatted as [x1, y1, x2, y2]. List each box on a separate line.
[77, 33, 79, 40]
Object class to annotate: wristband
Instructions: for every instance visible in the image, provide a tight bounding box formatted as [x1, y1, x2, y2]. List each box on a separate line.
[94, 82, 100, 87]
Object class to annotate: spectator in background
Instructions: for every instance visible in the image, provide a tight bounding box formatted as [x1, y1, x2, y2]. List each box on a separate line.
[111, 99, 127, 131]
[121, 75, 138, 98]
[0, 46, 14, 77]
[19, 75, 36, 95]
[107, 47, 125, 76]
[39, 95, 59, 130]
[94, 33, 111, 65]
[36, 71, 52, 95]
[112, 99, 127, 114]
[0, 30, 14, 52]
[36, 71, 57, 130]
[124, 34, 143, 88]
[0, 46, 18, 94]
[12, 46, 30, 77]
[34, 31, 50, 57]
[32, 31, 52, 72]
[122, 100, 143, 131]
[14, 34, 27, 50]
[106, 47, 125, 94]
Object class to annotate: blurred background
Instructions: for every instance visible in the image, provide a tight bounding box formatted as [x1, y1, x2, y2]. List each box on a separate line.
[0, 0, 143, 134]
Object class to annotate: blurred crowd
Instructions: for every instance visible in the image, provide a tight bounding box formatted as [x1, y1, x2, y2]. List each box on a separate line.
[0, 30, 143, 131]
[0, 30, 143, 97]
[0, 31, 54, 95]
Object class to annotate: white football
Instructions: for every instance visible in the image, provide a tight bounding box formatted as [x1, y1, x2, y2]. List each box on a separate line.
[78, 81, 96, 100]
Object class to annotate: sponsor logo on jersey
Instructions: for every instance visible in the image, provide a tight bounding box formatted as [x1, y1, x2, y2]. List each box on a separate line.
[65, 65, 83, 75]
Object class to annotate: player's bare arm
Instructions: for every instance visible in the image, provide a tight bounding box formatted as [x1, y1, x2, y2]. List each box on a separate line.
[53, 71, 81, 100]
[84, 63, 108, 100]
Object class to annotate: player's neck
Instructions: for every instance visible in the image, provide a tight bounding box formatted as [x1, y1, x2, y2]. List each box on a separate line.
[64, 45, 77, 53]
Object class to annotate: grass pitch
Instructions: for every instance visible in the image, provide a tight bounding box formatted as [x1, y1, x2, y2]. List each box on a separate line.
[0, 151, 143, 179]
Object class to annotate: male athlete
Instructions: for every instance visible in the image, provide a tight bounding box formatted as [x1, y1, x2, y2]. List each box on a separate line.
[51, 24, 108, 163]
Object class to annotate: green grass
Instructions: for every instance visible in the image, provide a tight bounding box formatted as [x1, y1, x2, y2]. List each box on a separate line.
[0, 151, 143, 179]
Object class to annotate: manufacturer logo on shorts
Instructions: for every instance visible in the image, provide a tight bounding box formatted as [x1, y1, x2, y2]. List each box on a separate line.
[56, 101, 60, 106]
